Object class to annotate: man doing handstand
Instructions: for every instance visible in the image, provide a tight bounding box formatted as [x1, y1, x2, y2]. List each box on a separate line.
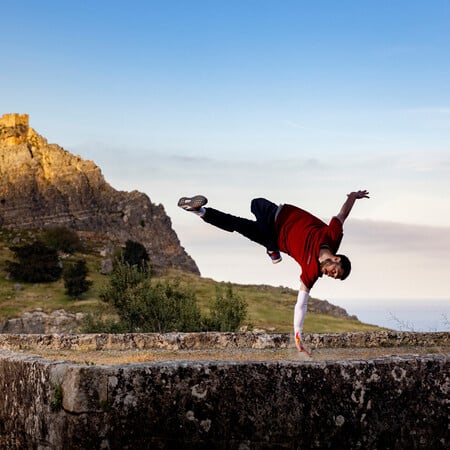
[178, 190, 370, 355]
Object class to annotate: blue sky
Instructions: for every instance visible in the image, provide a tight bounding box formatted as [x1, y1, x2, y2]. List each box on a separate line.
[2, 1, 450, 323]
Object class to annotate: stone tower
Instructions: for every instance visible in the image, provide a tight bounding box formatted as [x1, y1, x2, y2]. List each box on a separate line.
[0, 113, 29, 128]
[0, 113, 30, 145]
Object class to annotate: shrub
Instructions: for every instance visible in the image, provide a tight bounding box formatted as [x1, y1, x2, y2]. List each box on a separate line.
[6, 240, 62, 282]
[98, 262, 202, 332]
[81, 314, 127, 334]
[207, 284, 248, 332]
[99, 262, 148, 307]
[50, 384, 63, 412]
[41, 227, 82, 254]
[63, 259, 93, 298]
[119, 280, 202, 332]
[90, 263, 247, 334]
[121, 240, 149, 271]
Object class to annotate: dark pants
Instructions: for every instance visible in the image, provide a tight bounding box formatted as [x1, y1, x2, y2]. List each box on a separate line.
[202, 198, 279, 252]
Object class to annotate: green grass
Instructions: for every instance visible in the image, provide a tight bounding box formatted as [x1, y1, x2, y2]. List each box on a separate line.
[157, 270, 386, 333]
[0, 230, 386, 333]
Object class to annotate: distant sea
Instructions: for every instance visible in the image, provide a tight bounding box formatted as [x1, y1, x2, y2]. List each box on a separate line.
[336, 298, 450, 332]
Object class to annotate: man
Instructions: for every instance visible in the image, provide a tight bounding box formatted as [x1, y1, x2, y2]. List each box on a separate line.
[178, 190, 370, 355]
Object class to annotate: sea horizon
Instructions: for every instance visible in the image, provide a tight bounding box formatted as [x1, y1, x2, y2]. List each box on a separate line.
[335, 298, 450, 332]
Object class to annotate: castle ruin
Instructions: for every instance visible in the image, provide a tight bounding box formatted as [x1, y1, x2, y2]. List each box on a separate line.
[0, 113, 29, 128]
[0, 113, 30, 145]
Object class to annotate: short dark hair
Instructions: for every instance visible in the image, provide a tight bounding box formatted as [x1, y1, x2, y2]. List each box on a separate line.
[336, 254, 351, 280]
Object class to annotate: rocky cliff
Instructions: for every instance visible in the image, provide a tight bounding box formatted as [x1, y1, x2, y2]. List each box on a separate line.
[0, 113, 199, 274]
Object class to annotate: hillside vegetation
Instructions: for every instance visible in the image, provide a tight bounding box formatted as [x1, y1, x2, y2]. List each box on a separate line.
[0, 228, 385, 333]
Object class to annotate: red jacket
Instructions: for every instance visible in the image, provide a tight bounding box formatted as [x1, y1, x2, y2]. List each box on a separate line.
[275, 204, 343, 289]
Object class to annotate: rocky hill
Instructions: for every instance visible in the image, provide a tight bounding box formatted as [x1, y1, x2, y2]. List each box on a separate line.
[0, 113, 199, 274]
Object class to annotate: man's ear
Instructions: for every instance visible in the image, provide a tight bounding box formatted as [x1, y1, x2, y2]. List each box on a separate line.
[332, 255, 341, 263]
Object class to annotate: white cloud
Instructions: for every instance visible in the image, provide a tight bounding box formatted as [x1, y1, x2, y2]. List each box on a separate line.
[72, 140, 450, 226]
[345, 219, 450, 257]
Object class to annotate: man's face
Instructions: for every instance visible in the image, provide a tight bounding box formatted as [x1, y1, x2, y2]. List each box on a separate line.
[320, 258, 344, 279]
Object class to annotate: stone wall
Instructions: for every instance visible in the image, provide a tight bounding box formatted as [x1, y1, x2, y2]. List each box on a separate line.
[0, 330, 447, 351]
[0, 332, 448, 449]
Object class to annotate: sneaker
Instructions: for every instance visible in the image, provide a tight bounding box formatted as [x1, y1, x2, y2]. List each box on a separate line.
[267, 250, 282, 264]
[177, 195, 208, 211]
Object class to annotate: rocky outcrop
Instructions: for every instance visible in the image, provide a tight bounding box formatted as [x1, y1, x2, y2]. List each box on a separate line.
[309, 298, 358, 320]
[0, 113, 199, 274]
[0, 309, 85, 334]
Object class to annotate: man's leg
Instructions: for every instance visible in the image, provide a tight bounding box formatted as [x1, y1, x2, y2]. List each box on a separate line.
[203, 198, 279, 250]
[178, 195, 281, 261]
[250, 198, 279, 251]
[202, 207, 269, 247]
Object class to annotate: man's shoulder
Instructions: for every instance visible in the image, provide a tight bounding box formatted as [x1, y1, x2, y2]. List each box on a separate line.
[328, 216, 344, 234]
[300, 270, 319, 290]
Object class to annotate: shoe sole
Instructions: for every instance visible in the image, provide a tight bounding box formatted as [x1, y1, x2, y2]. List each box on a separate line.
[178, 195, 208, 211]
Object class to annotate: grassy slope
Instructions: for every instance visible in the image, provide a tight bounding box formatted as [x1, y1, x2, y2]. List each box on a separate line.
[159, 270, 385, 333]
[0, 232, 385, 332]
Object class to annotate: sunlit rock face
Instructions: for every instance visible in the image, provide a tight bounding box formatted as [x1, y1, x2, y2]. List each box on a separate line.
[0, 113, 199, 274]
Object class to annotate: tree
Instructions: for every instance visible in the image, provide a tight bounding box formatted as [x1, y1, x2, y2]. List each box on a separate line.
[6, 240, 62, 282]
[207, 284, 248, 332]
[63, 259, 93, 298]
[96, 262, 203, 332]
[41, 227, 82, 254]
[122, 240, 149, 270]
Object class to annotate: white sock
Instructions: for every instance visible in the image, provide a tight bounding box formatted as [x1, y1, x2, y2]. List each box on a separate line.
[191, 207, 206, 217]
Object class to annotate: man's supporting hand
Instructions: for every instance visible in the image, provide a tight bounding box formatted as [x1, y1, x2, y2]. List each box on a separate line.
[295, 331, 312, 357]
[294, 288, 310, 355]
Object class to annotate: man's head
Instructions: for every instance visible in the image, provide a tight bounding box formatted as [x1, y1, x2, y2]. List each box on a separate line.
[320, 254, 351, 280]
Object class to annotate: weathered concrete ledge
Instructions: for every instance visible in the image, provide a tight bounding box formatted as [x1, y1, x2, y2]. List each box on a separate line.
[0, 332, 448, 449]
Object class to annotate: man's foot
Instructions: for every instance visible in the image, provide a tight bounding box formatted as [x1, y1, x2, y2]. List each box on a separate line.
[178, 195, 208, 211]
[267, 250, 282, 264]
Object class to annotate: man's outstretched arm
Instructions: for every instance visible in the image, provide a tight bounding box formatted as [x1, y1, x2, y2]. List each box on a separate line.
[336, 190, 370, 224]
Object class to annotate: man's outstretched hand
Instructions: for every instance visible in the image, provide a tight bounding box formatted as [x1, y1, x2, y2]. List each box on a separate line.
[337, 190, 370, 223]
[349, 190, 370, 200]
[295, 332, 312, 357]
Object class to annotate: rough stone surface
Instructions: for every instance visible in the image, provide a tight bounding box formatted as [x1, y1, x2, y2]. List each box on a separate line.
[0, 309, 85, 334]
[0, 330, 448, 352]
[0, 345, 448, 449]
[0, 113, 198, 274]
[0, 332, 449, 448]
